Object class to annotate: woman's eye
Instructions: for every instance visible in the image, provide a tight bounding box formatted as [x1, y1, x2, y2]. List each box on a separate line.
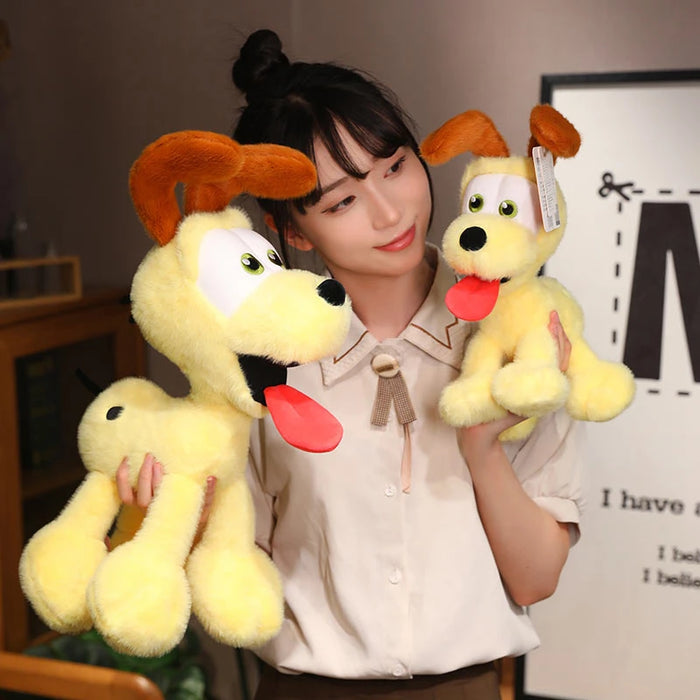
[327, 196, 355, 213]
[468, 194, 484, 213]
[387, 155, 406, 175]
[241, 253, 264, 274]
[498, 200, 518, 218]
[267, 249, 283, 267]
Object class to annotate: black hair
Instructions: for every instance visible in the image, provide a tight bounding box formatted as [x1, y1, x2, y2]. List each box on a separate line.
[232, 29, 432, 262]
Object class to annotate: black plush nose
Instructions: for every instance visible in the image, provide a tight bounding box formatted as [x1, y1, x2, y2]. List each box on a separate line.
[316, 278, 346, 306]
[460, 226, 487, 251]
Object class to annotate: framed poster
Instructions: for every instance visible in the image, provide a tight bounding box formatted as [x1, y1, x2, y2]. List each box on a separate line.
[516, 70, 700, 700]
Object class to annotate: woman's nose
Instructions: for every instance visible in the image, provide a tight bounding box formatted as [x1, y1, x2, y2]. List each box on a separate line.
[370, 190, 401, 229]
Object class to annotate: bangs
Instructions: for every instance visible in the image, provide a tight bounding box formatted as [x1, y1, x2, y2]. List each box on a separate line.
[296, 88, 417, 211]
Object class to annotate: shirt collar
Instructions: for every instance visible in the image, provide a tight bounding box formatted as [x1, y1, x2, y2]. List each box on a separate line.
[320, 244, 473, 386]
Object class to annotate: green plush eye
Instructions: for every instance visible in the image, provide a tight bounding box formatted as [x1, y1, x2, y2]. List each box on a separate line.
[498, 200, 518, 218]
[267, 249, 283, 267]
[241, 253, 264, 275]
[468, 194, 484, 212]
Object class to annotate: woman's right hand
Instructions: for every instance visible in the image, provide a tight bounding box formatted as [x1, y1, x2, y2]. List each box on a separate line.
[116, 453, 163, 509]
[114, 454, 217, 543]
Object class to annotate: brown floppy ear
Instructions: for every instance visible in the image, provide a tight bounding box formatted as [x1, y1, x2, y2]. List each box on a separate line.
[528, 104, 581, 163]
[130, 131, 245, 246]
[420, 110, 510, 165]
[183, 182, 236, 216]
[185, 144, 317, 216]
[131, 133, 318, 246]
[236, 144, 318, 200]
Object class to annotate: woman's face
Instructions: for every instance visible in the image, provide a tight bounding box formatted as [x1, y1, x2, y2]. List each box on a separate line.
[289, 125, 432, 283]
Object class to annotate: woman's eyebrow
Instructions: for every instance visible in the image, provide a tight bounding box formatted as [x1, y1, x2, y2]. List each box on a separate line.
[319, 168, 370, 198]
[319, 176, 351, 198]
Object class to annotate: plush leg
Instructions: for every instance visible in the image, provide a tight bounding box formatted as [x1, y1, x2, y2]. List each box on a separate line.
[492, 327, 569, 417]
[87, 473, 203, 657]
[566, 339, 636, 421]
[187, 477, 283, 647]
[19, 471, 119, 633]
[440, 332, 508, 427]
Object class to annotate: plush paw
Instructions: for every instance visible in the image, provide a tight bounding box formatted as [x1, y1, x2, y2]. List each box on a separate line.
[567, 361, 635, 421]
[498, 417, 538, 442]
[492, 364, 569, 417]
[187, 546, 283, 647]
[439, 374, 507, 427]
[19, 522, 106, 633]
[87, 541, 190, 657]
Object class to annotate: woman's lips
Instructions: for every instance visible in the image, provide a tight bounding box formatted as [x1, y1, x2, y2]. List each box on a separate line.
[375, 224, 416, 252]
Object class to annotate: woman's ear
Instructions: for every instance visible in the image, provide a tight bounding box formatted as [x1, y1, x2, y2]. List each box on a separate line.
[263, 213, 278, 233]
[264, 213, 314, 252]
[286, 231, 315, 252]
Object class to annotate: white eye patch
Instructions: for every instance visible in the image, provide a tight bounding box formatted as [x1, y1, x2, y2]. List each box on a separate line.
[462, 174, 542, 233]
[196, 227, 284, 317]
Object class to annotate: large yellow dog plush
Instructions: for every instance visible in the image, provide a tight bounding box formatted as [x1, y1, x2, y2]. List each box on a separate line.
[19, 132, 351, 656]
[421, 105, 635, 440]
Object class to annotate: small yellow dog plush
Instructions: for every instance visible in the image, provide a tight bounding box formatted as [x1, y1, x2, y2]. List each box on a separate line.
[421, 105, 635, 440]
[19, 132, 351, 656]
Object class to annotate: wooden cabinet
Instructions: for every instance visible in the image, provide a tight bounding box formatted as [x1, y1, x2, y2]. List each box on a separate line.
[0, 289, 146, 651]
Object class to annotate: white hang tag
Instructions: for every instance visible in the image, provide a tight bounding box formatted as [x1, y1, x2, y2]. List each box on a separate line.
[532, 146, 561, 232]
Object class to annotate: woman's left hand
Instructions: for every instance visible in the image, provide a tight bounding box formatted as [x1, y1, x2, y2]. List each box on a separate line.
[548, 310, 571, 372]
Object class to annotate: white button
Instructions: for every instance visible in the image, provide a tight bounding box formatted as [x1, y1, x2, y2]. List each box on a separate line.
[389, 568, 402, 584]
[384, 484, 397, 497]
[392, 663, 407, 677]
[371, 353, 400, 378]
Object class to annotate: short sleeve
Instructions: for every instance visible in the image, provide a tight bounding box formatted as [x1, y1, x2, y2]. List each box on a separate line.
[506, 410, 587, 544]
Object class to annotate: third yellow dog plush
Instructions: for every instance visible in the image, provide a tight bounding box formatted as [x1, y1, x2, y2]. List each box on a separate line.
[421, 105, 635, 440]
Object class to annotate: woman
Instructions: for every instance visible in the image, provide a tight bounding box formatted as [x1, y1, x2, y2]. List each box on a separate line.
[121, 29, 583, 699]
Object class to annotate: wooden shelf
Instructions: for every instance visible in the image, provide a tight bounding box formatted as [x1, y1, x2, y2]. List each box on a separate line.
[0, 287, 130, 328]
[0, 256, 82, 310]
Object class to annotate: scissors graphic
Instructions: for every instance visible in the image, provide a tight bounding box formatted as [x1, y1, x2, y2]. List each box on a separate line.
[598, 172, 634, 201]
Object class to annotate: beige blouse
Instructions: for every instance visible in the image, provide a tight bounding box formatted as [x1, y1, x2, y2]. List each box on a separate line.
[247, 245, 585, 679]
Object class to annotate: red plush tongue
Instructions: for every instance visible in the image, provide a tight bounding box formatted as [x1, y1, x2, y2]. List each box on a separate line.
[445, 276, 501, 321]
[263, 385, 343, 453]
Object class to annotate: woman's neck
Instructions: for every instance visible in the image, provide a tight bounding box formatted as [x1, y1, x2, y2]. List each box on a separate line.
[329, 255, 435, 342]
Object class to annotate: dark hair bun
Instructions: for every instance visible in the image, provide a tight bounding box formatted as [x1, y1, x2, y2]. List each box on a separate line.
[232, 29, 291, 101]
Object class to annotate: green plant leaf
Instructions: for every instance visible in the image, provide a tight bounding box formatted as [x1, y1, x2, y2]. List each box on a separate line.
[23, 625, 208, 698]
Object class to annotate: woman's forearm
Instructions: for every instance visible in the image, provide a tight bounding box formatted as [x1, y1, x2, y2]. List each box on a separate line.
[459, 420, 570, 607]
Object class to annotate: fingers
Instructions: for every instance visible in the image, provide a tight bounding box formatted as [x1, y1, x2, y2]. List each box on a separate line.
[136, 453, 165, 509]
[489, 411, 526, 434]
[117, 455, 214, 524]
[135, 453, 155, 508]
[457, 412, 524, 460]
[116, 458, 134, 504]
[117, 454, 164, 510]
[152, 459, 164, 492]
[548, 310, 572, 372]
